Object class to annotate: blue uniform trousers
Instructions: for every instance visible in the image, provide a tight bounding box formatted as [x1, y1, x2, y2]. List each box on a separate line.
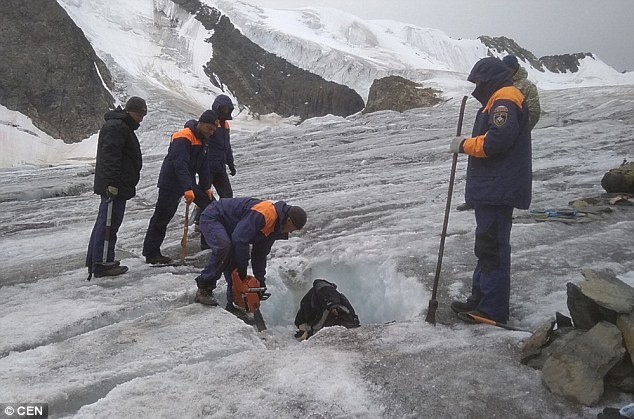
[470, 204, 513, 323]
[143, 186, 211, 258]
[198, 214, 237, 303]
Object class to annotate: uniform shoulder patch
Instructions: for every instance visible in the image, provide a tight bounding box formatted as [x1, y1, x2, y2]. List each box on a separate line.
[493, 105, 509, 127]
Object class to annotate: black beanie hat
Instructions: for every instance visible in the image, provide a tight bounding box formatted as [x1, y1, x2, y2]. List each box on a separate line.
[502, 55, 519, 71]
[124, 96, 147, 115]
[199, 110, 218, 124]
[288, 206, 307, 230]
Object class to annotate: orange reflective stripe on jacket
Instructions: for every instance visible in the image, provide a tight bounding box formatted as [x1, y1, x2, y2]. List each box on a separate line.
[171, 128, 202, 146]
[463, 86, 525, 158]
[483, 86, 524, 113]
[463, 134, 487, 157]
[251, 201, 278, 236]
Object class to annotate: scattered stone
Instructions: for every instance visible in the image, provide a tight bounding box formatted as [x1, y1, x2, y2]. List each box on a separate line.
[567, 282, 617, 330]
[521, 317, 555, 365]
[523, 327, 582, 370]
[542, 321, 625, 406]
[580, 269, 634, 314]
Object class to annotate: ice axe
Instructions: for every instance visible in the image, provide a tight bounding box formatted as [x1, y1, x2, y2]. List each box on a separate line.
[425, 95, 468, 325]
[181, 202, 190, 264]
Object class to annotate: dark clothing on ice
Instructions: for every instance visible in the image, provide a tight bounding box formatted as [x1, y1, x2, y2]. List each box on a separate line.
[294, 279, 360, 340]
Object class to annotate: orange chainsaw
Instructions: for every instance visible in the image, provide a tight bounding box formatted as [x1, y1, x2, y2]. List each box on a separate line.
[230, 269, 269, 332]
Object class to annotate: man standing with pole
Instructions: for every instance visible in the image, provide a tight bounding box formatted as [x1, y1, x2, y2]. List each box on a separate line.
[86, 97, 147, 280]
[449, 57, 532, 326]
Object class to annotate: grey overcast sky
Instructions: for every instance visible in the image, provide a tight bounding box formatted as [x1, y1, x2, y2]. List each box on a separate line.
[252, 0, 634, 72]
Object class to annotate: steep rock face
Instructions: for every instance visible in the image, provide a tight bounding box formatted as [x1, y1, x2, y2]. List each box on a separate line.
[479, 35, 595, 74]
[170, 0, 365, 120]
[364, 76, 441, 114]
[479, 36, 544, 71]
[0, 0, 114, 144]
[540, 53, 595, 74]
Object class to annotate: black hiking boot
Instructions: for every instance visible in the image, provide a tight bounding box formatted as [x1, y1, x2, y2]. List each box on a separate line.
[145, 254, 172, 265]
[450, 299, 479, 314]
[456, 202, 474, 211]
[194, 288, 218, 306]
[94, 265, 129, 278]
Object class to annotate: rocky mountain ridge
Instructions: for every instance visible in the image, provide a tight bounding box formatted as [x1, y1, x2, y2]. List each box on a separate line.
[480, 36, 595, 74]
[0, 0, 115, 144]
[170, 0, 364, 121]
[0, 0, 624, 144]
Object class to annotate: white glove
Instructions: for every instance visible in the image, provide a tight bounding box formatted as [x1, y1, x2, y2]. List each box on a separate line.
[295, 323, 311, 341]
[449, 137, 464, 154]
[106, 186, 118, 198]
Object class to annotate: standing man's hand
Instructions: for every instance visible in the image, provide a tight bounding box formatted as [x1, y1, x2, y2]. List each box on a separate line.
[106, 186, 118, 199]
[229, 164, 236, 176]
[205, 189, 214, 200]
[184, 190, 195, 204]
[449, 137, 465, 154]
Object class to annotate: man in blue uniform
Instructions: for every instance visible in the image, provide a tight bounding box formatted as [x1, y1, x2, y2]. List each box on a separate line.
[193, 197, 306, 307]
[142, 110, 218, 264]
[449, 57, 532, 325]
[208, 94, 236, 198]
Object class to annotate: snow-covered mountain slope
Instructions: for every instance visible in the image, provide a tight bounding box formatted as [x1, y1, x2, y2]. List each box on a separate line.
[58, 0, 222, 111]
[210, 0, 634, 99]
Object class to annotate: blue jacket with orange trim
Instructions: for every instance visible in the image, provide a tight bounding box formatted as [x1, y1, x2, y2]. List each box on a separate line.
[157, 120, 211, 194]
[203, 197, 291, 279]
[463, 57, 532, 209]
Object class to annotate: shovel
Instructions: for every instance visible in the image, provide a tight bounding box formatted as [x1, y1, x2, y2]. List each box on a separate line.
[425, 95, 468, 325]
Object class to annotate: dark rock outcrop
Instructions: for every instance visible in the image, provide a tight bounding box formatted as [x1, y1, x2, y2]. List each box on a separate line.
[540, 53, 595, 74]
[479, 36, 543, 71]
[0, 0, 115, 143]
[479, 35, 596, 74]
[363, 76, 441, 114]
[170, 0, 364, 120]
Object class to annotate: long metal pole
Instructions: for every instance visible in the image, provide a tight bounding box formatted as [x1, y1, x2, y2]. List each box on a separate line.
[425, 95, 468, 325]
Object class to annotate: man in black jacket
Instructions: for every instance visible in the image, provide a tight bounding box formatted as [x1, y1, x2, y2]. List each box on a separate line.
[86, 97, 146, 279]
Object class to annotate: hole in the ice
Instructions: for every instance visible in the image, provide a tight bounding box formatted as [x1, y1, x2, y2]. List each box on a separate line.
[260, 260, 426, 328]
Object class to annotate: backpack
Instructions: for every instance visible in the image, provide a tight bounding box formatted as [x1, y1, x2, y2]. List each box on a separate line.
[294, 279, 360, 340]
[601, 161, 634, 193]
